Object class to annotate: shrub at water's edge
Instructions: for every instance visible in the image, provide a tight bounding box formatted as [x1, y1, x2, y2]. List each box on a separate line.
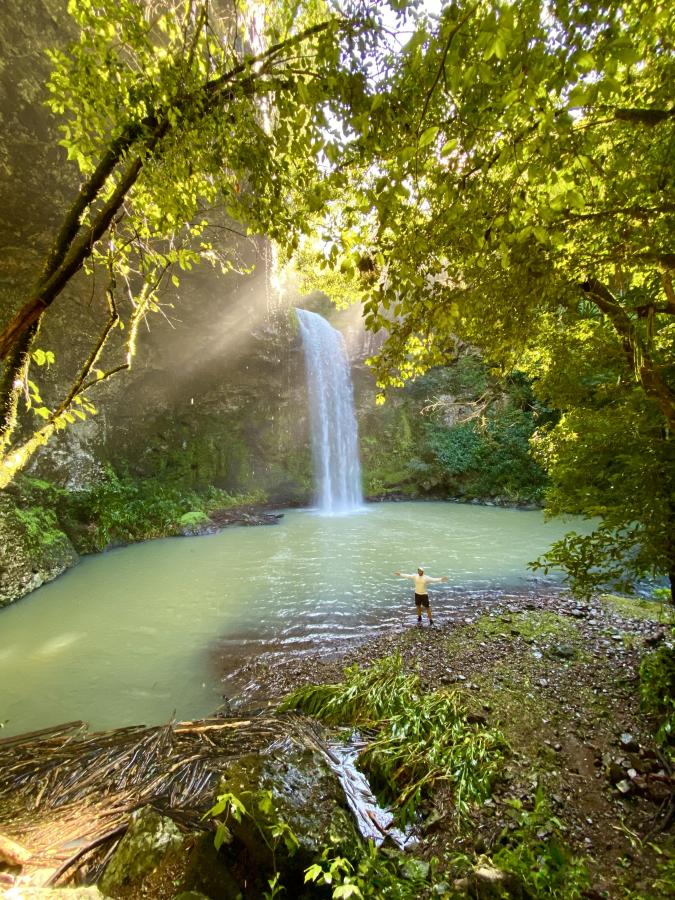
[0, 470, 269, 606]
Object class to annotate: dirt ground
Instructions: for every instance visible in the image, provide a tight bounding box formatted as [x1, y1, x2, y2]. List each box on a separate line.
[227, 590, 674, 897]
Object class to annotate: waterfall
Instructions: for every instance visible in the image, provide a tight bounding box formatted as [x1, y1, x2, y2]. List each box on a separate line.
[296, 309, 363, 514]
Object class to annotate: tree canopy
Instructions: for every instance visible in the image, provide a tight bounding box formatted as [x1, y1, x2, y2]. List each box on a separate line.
[0, 0, 673, 596]
[300, 0, 674, 596]
[0, 0, 385, 485]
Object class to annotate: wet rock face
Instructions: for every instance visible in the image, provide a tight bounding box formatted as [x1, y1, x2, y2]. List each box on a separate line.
[98, 806, 185, 896]
[0, 492, 77, 608]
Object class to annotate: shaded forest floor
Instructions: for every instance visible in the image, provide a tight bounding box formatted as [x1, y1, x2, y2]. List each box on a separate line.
[230, 590, 674, 897]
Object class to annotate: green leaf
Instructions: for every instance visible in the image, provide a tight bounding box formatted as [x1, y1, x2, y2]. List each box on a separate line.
[440, 138, 458, 157]
[485, 36, 506, 61]
[575, 51, 595, 72]
[418, 126, 439, 148]
[305, 864, 324, 884]
[333, 885, 363, 899]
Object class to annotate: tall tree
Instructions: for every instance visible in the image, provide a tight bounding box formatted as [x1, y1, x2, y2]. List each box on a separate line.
[305, 0, 675, 596]
[0, 0, 392, 486]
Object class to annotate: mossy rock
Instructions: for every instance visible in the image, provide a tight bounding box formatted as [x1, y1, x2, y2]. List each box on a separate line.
[0, 492, 78, 607]
[215, 747, 363, 891]
[174, 833, 242, 900]
[98, 806, 185, 895]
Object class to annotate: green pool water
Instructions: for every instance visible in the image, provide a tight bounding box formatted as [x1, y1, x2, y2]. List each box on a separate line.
[0, 501, 583, 737]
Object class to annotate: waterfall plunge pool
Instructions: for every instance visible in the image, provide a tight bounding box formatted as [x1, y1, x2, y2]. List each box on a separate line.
[0, 501, 585, 737]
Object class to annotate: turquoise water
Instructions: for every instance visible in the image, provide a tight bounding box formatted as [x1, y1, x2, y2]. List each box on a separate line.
[0, 502, 581, 737]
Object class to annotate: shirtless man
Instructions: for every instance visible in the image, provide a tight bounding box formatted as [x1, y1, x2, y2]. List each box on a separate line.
[395, 567, 449, 625]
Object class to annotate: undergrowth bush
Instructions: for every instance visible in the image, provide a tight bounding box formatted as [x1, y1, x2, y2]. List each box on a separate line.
[280, 654, 508, 823]
[64, 468, 267, 552]
[640, 635, 675, 756]
[489, 791, 590, 899]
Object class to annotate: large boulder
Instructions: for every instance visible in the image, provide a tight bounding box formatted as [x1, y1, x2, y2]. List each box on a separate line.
[214, 746, 363, 894]
[98, 806, 185, 896]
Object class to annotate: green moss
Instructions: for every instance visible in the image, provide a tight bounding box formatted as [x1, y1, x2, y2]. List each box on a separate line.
[600, 593, 671, 623]
[14, 505, 64, 551]
[448, 610, 580, 651]
[358, 358, 548, 502]
[177, 511, 210, 527]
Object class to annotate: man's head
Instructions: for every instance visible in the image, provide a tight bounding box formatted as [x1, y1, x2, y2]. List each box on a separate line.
[417, 567, 424, 576]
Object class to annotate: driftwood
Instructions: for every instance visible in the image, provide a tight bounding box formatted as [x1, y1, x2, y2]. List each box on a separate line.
[0, 712, 324, 886]
[0, 832, 31, 866]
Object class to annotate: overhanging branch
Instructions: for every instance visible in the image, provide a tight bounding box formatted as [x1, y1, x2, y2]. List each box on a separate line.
[580, 277, 675, 429]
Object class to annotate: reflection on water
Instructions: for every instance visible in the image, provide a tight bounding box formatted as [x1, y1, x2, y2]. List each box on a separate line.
[0, 502, 582, 736]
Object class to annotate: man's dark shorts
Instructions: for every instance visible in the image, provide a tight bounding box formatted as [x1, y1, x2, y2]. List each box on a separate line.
[414, 593, 430, 608]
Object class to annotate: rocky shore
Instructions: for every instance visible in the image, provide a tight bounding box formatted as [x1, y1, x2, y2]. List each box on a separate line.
[0, 588, 672, 898]
[225, 589, 674, 898]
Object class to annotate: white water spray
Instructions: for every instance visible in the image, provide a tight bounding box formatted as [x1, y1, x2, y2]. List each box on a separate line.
[296, 309, 363, 514]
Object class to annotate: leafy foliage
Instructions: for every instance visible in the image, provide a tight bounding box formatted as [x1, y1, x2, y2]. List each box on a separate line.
[280, 654, 508, 823]
[490, 791, 590, 899]
[204, 787, 300, 897]
[298, 0, 675, 595]
[62, 466, 264, 552]
[639, 636, 675, 756]
[360, 357, 548, 502]
[305, 841, 431, 899]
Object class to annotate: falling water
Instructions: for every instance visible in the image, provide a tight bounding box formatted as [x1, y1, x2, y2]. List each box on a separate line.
[296, 309, 363, 514]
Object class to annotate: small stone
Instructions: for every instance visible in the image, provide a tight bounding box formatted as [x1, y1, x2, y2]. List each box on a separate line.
[551, 644, 577, 660]
[607, 762, 625, 784]
[467, 712, 489, 726]
[619, 733, 639, 753]
[616, 779, 633, 794]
